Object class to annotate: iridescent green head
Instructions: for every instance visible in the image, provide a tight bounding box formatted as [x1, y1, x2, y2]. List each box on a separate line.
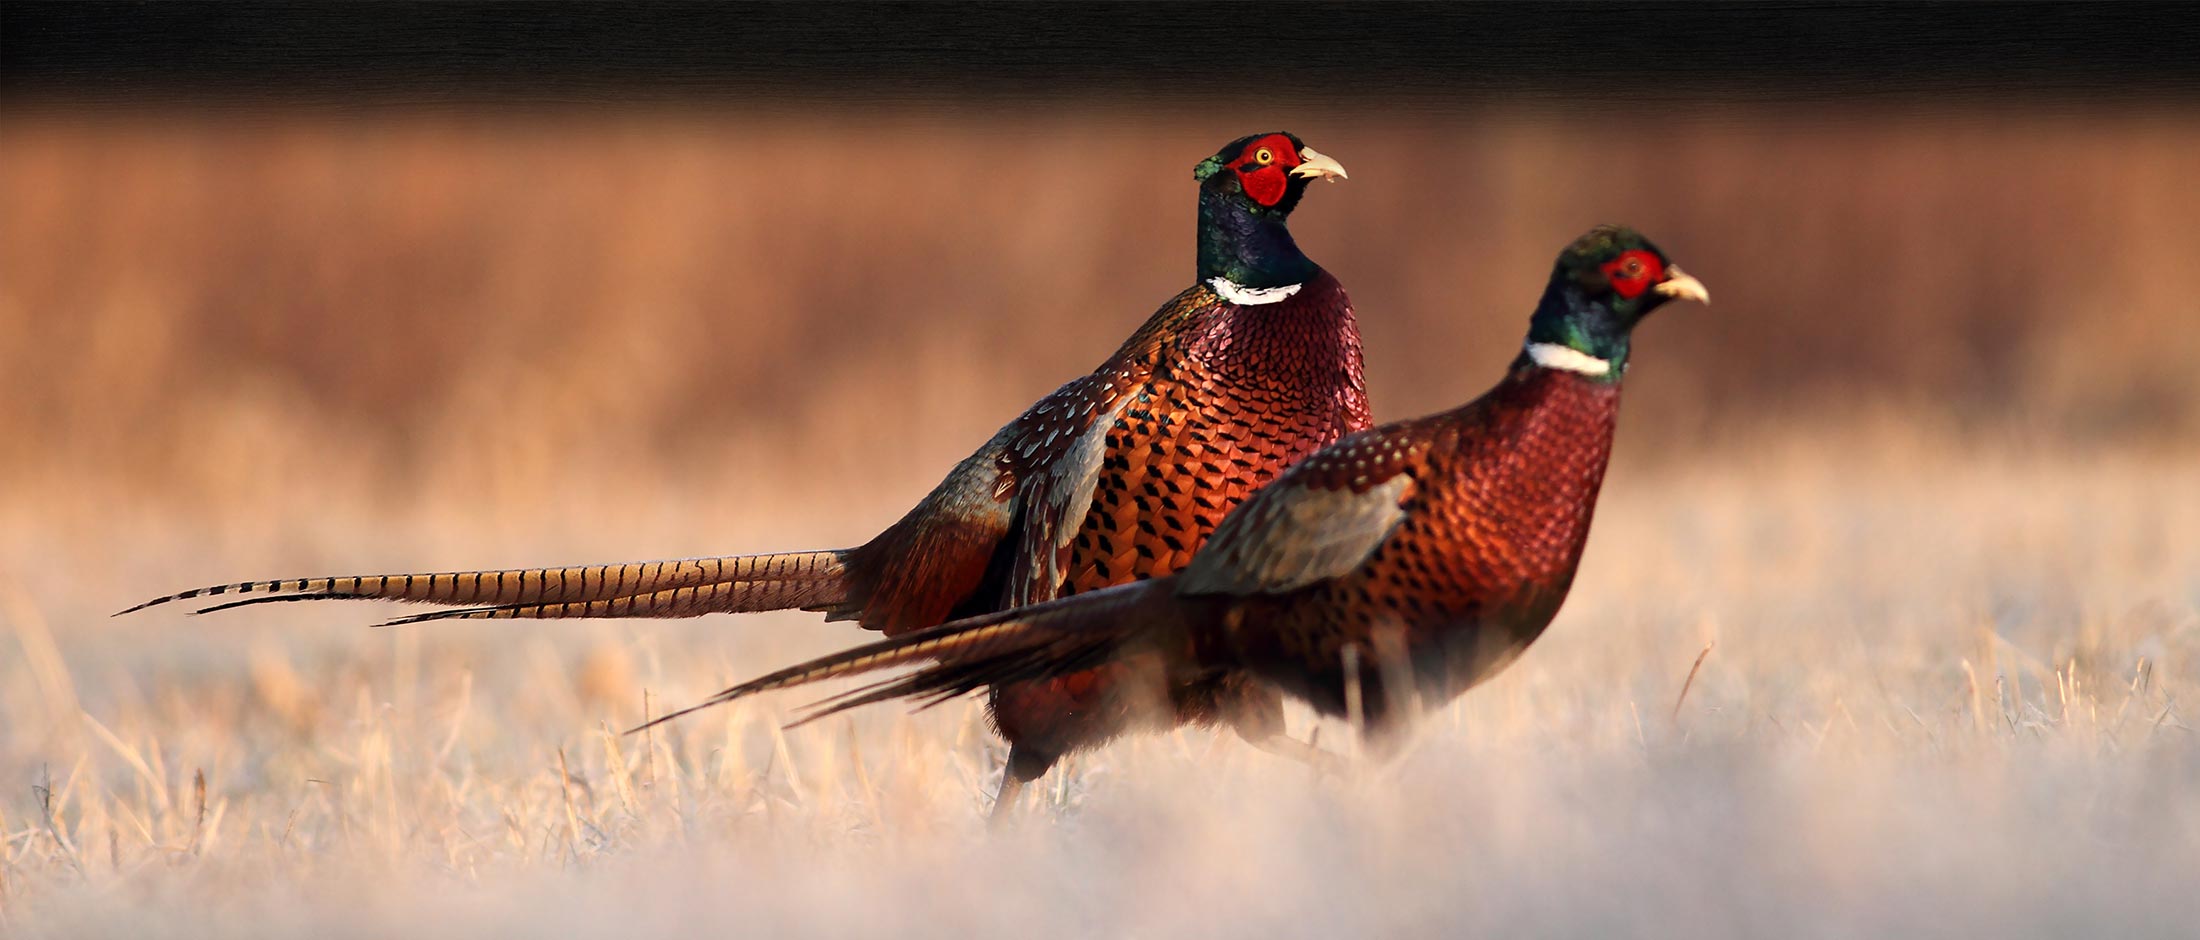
[1192, 132, 1348, 289]
[1522, 225, 1709, 379]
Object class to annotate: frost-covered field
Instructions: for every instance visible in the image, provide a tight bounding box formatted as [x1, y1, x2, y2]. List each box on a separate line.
[6, 441, 2195, 938]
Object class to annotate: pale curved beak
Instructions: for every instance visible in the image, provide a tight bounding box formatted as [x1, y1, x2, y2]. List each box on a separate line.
[1653, 266, 1710, 305]
[1289, 147, 1349, 182]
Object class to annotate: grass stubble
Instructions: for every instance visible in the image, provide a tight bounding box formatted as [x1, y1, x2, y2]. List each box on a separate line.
[2, 432, 2196, 938]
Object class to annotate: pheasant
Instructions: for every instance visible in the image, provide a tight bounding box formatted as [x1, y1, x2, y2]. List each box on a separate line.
[124, 133, 1365, 814]
[639, 226, 1708, 757]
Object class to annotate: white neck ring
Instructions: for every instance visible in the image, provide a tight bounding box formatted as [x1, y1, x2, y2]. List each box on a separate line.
[1525, 342, 1612, 376]
[1208, 277, 1302, 306]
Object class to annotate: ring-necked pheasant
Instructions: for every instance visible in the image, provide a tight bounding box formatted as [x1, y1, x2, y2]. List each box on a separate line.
[123, 133, 1365, 815]
[636, 226, 1707, 758]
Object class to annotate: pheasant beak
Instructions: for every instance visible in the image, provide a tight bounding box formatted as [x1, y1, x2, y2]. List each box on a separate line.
[1653, 266, 1710, 305]
[1289, 147, 1349, 182]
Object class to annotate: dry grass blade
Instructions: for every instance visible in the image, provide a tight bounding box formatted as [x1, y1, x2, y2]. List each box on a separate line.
[32, 766, 82, 878]
[1672, 642, 1717, 724]
[188, 769, 206, 858]
[556, 748, 582, 866]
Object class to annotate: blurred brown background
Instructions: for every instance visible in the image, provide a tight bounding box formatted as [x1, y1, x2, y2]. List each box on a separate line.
[3, 3, 2197, 608]
[3, 106, 2195, 507]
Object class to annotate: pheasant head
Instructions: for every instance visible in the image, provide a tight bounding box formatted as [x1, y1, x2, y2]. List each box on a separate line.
[1193, 132, 1347, 215]
[1522, 225, 1710, 380]
[1192, 132, 1348, 291]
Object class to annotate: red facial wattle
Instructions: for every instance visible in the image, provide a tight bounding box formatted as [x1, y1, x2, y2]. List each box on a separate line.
[1601, 249, 1665, 300]
[1229, 133, 1302, 207]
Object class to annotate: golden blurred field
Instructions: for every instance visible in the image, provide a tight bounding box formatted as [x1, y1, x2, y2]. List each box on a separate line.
[2, 106, 2198, 935]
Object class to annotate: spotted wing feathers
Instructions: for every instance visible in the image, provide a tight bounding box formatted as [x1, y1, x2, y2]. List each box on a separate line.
[1001, 375, 1135, 608]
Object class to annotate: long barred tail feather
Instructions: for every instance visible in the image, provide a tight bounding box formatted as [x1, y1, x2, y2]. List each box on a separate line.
[630, 577, 1181, 735]
[372, 575, 847, 626]
[191, 593, 386, 615]
[116, 552, 850, 620]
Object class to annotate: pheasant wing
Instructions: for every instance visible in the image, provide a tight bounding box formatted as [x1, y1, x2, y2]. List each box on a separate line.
[1176, 423, 1422, 597]
[997, 372, 1137, 608]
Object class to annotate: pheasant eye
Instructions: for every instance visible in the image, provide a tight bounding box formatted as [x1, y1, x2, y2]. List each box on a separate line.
[1599, 249, 1663, 299]
[1255, 148, 1274, 165]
